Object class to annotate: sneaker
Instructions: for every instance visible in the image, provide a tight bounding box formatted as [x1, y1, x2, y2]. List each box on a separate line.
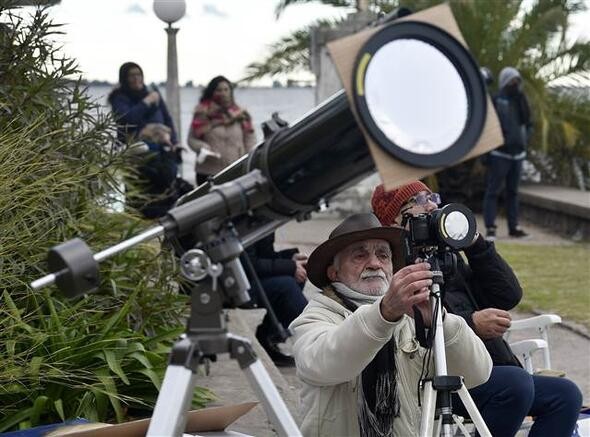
[255, 325, 295, 367]
[485, 227, 497, 242]
[509, 227, 529, 238]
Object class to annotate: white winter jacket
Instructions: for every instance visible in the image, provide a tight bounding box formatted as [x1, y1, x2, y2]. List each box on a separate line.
[289, 289, 492, 437]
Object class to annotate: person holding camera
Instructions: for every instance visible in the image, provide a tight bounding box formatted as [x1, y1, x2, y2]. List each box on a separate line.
[371, 181, 582, 437]
[289, 212, 492, 436]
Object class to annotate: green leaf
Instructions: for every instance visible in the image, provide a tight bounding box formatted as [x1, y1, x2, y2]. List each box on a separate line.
[104, 349, 130, 385]
[129, 351, 153, 369]
[96, 370, 124, 422]
[98, 289, 137, 339]
[30, 395, 48, 426]
[54, 398, 65, 421]
[29, 356, 43, 380]
[0, 406, 33, 433]
[138, 368, 162, 390]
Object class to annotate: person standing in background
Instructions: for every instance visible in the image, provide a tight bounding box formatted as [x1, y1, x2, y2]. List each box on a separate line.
[483, 67, 532, 241]
[188, 76, 256, 185]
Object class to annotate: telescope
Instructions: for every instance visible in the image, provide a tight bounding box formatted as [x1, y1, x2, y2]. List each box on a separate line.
[31, 14, 491, 437]
[178, 26, 486, 246]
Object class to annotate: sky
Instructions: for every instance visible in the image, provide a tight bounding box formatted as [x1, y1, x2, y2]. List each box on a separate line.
[17, 0, 590, 87]
[39, 0, 352, 86]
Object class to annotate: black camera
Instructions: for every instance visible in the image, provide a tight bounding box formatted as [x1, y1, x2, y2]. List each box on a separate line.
[403, 203, 477, 276]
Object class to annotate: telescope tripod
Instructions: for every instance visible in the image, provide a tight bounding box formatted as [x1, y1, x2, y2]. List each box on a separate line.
[419, 262, 491, 437]
[147, 222, 301, 437]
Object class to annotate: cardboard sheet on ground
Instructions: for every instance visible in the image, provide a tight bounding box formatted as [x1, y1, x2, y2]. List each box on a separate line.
[327, 3, 503, 191]
[48, 402, 257, 437]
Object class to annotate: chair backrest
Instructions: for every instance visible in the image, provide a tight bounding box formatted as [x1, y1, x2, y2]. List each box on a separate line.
[505, 314, 562, 374]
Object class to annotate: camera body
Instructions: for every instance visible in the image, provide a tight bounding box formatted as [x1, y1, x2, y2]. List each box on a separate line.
[403, 203, 477, 276]
[407, 209, 447, 248]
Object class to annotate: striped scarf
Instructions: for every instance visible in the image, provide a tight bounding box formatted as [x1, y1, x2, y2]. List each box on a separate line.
[191, 99, 253, 139]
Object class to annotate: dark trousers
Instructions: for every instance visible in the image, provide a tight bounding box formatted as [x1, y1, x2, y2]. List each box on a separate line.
[454, 366, 582, 437]
[483, 155, 523, 231]
[256, 276, 307, 339]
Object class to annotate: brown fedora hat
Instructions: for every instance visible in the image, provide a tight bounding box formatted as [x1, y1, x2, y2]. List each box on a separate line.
[307, 213, 405, 289]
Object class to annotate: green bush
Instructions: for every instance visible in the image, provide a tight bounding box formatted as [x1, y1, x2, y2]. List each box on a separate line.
[0, 3, 212, 430]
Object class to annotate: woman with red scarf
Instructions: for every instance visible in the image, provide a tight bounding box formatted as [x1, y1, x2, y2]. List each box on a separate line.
[188, 76, 256, 185]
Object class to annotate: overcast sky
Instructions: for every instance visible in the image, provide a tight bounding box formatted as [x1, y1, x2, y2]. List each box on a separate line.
[21, 0, 590, 86]
[41, 0, 351, 86]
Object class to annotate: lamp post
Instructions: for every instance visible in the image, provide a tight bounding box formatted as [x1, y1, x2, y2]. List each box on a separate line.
[153, 0, 186, 148]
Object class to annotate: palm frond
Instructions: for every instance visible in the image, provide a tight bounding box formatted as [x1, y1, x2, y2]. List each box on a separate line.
[274, 0, 355, 19]
[240, 19, 339, 82]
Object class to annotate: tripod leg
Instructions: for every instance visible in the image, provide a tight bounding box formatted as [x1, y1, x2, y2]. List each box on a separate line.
[452, 414, 473, 437]
[243, 360, 301, 436]
[147, 365, 198, 437]
[419, 380, 438, 437]
[230, 335, 301, 436]
[456, 384, 492, 437]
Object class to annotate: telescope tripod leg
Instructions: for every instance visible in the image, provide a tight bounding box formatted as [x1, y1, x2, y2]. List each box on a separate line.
[229, 335, 301, 437]
[147, 364, 198, 436]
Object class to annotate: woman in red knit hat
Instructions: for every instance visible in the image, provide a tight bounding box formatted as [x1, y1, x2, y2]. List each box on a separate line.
[370, 180, 440, 226]
[370, 181, 582, 436]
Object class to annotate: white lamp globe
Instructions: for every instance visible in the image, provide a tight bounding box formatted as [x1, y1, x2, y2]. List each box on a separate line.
[153, 0, 186, 24]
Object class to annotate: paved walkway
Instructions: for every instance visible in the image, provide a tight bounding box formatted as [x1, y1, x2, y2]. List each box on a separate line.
[204, 213, 589, 435]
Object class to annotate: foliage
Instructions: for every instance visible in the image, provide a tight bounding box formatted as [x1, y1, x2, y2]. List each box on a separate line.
[0, 3, 212, 430]
[244, 0, 590, 189]
[241, 20, 338, 83]
[495, 242, 590, 328]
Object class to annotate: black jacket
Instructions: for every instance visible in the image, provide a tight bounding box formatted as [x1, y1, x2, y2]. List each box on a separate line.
[241, 233, 298, 306]
[109, 87, 178, 145]
[494, 91, 532, 156]
[443, 235, 523, 366]
[245, 233, 298, 278]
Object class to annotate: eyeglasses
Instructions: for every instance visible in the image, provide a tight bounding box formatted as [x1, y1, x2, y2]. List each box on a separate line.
[407, 192, 441, 207]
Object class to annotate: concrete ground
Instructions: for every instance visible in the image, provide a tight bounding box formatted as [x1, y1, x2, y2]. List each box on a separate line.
[198, 213, 589, 436]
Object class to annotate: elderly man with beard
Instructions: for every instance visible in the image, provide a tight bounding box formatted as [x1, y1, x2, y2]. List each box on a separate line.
[371, 181, 583, 437]
[289, 213, 492, 437]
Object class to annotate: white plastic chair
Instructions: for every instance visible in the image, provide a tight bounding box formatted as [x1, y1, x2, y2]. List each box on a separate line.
[504, 314, 563, 375]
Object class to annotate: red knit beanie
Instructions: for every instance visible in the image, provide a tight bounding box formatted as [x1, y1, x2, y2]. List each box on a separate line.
[371, 181, 431, 225]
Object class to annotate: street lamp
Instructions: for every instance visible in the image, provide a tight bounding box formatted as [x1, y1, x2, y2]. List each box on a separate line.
[153, 0, 186, 149]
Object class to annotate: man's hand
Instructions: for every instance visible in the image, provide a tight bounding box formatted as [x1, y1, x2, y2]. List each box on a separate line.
[294, 258, 307, 284]
[143, 91, 160, 106]
[380, 262, 433, 323]
[472, 308, 512, 339]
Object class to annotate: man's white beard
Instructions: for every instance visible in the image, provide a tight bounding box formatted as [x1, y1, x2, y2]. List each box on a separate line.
[355, 269, 389, 296]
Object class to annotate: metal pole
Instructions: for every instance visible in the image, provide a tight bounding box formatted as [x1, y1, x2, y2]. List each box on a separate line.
[165, 24, 182, 151]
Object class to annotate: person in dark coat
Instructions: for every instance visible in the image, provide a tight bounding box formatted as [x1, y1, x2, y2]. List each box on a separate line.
[108, 62, 178, 145]
[108, 62, 188, 218]
[371, 181, 582, 437]
[483, 67, 533, 241]
[244, 232, 308, 367]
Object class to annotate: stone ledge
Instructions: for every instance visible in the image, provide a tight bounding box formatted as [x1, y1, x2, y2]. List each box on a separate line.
[520, 184, 590, 220]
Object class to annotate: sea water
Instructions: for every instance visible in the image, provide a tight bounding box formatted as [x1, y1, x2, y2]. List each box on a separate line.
[87, 85, 316, 185]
